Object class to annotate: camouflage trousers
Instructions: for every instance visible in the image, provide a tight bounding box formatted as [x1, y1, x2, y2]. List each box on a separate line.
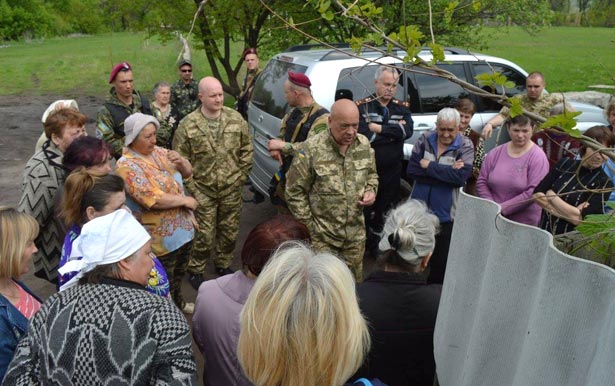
[157, 240, 192, 309]
[311, 236, 365, 282]
[188, 189, 243, 275]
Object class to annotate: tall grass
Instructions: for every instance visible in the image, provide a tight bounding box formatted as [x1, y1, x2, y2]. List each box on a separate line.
[0, 27, 613, 96]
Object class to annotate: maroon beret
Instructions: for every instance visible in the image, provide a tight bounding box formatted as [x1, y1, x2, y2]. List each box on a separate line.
[243, 47, 258, 60]
[109, 62, 132, 84]
[288, 71, 311, 88]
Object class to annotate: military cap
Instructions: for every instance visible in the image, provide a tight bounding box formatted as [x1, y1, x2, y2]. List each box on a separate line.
[178, 59, 192, 68]
[109, 62, 132, 84]
[243, 47, 258, 60]
[288, 71, 311, 88]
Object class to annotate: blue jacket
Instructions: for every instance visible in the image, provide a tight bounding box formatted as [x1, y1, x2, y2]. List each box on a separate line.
[0, 280, 41, 383]
[407, 130, 474, 222]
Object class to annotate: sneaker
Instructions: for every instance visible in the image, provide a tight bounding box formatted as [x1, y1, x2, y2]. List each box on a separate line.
[188, 274, 204, 290]
[182, 302, 195, 314]
[215, 267, 234, 276]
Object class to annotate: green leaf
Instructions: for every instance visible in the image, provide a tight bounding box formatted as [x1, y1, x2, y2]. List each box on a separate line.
[508, 98, 523, 117]
[577, 214, 615, 236]
[319, 0, 330, 14]
[444, 1, 459, 24]
[538, 111, 583, 137]
[348, 36, 363, 53]
[322, 10, 334, 21]
[429, 42, 445, 63]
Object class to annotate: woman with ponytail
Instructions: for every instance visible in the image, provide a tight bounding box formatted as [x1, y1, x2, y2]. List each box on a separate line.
[58, 169, 169, 297]
[354, 199, 441, 386]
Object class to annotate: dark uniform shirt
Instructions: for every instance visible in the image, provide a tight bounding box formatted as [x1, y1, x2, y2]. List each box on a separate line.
[356, 95, 413, 172]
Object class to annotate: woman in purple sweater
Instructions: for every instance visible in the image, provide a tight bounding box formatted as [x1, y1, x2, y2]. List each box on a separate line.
[477, 115, 549, 226]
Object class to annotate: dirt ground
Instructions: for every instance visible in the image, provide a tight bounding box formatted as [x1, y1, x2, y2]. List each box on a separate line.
[0, 94, 279, 385]
[0, 94, 103, 205]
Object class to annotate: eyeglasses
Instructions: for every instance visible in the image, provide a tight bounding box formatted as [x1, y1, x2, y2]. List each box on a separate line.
[181, 69, 192, 73]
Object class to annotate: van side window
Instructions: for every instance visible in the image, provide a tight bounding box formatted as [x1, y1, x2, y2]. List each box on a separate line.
[251, 60, 308, 119]
[407, 63, 469, 114]
[473, 63, 526, 112]
[336, 65, 404, 102]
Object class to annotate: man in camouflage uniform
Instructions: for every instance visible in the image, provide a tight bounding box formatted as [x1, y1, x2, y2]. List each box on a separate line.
[173, 76, 253, 289]
[482, 71, 563, 138]
[285, 99, 378, 282]
[235, 47, 261, 119]
[267, 71, 329, 210]
[96, 62, 151, 159]
[171, 59, 200, 124]
[356, 65, 413, 256]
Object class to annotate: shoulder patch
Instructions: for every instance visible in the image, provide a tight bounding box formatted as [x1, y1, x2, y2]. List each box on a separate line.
[391, 98, 410, 108]
[355, 96, 375, 106]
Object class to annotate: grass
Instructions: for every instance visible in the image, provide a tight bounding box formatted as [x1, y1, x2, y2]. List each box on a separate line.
[0, 27, 613, 96]
[0, 32, 239, 99]
[474, 26, 615, 92]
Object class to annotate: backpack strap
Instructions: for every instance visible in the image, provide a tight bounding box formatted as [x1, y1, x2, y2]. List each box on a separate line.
[354, 378, 374, 386]
[104, 102, 130, 137]
[104, 92, 151, 137]
[293, 107, 328, 143]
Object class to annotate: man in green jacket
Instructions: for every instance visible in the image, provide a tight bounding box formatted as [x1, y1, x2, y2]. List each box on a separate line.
[96, 62, 151, 159]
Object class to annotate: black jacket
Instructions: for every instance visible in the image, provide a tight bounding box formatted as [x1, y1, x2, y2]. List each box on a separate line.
[355, 270, 441, 386]
[356, 96, 413, 172]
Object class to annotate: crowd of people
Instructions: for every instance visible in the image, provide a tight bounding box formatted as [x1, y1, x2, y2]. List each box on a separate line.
[1, 48, 614, 386]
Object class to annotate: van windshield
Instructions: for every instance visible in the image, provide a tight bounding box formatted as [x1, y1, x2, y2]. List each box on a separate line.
[251, 59, 308, 119]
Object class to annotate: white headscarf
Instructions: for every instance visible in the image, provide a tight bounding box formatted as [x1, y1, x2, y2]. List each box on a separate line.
[58, 209, 151, 290]
[41, 99, 79, 123]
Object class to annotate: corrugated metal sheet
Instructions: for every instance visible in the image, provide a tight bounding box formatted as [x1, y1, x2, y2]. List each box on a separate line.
[435, 191, 615, 386]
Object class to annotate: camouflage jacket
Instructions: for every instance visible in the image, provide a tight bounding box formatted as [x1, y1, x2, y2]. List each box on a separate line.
[173, 107, 253, 198]
[96, 88, 150, 159]
[285, 131, 378, 248]
[499, 93, 564, 121]
[236, 68, 261, 119]
[151, 103, 177, 149]
[171, 79, 200, 122]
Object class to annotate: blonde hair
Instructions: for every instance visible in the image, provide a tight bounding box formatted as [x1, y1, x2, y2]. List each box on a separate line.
[238, 241, 370, 386]
[0, 207, 39, 278]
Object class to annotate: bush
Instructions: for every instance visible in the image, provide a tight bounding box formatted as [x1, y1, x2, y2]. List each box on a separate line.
[586, 5, 615, 27]
[0, 0, 56, 40]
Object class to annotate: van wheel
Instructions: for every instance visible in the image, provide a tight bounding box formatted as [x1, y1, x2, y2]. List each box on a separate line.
[400, 178, 413, 201]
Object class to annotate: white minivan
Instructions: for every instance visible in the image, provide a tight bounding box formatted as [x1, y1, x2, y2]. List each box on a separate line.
[247, 46, 606, 197]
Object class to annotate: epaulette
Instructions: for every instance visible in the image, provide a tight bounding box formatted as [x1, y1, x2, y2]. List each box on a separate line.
[355, 96, 375, 106]
[391, 98, 410, 108]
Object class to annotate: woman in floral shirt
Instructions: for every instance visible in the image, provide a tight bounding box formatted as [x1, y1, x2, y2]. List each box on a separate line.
[117, 113, 197, 314]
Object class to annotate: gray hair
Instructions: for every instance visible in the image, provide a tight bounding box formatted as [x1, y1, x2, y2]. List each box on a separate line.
[374, 65, 399, 81]
[379, 199, 440, 265]
[436, 107, 460, 127]
[153, 81, 170, 96]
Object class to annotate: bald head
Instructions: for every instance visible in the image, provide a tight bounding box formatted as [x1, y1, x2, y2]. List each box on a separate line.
[198, 76, 224, 117]
[199, 76, 222, 94]
[330, 99, 359, 121]
[328, 99, 359, 151]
